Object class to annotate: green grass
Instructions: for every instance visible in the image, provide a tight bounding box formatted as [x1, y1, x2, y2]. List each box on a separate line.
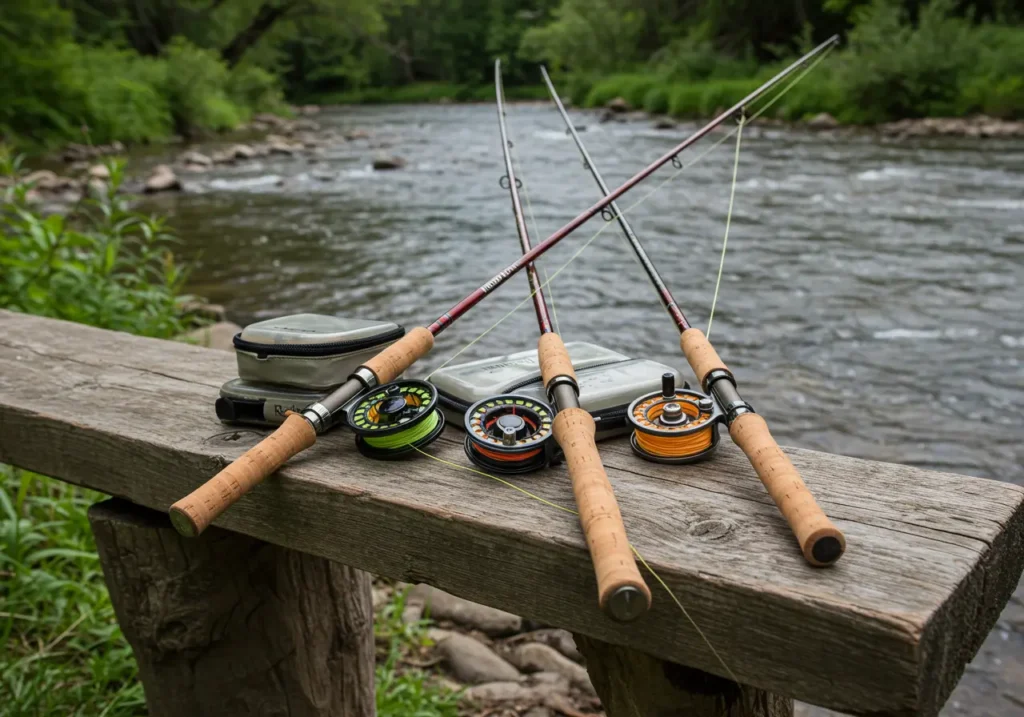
[0, 468, 146, 717]
[374, 587, 462, 716]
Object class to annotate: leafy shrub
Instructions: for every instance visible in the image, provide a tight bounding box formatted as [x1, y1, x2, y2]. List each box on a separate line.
[643, 85, 670, 114]
[584, 74, 650, 108]
[228, 65, 288, 114]
[0, 154, 197, 338]
[956, 24, 1024, 117]
[651, 33, 759, 82]
[834, 0, 979, 122]
[160, 38, 244, 135]
[64, 45, 172, 144]
[519, 0, 645, 75]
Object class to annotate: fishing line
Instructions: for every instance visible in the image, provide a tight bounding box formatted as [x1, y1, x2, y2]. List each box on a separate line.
[411, 444, 741, 687]
[363, 409, 441, 450]
[705, 113, 745, 339]
[426, 46, 830, 378]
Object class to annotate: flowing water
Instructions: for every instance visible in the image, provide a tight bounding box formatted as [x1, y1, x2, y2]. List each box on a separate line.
[142, 104, 1024, 715]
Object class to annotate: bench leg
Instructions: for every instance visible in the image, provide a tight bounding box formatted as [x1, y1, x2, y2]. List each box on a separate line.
[574, 633, 792, 717]
[88, 498, 375, 717]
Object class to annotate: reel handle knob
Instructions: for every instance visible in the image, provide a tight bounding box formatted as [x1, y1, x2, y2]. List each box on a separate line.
[661, 372, 675, 398]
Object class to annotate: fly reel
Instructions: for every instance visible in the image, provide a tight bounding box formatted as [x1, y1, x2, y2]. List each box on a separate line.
[464, 394, 556, 474]
[347, 380, 446, 459]
[627, 373, 722, 464]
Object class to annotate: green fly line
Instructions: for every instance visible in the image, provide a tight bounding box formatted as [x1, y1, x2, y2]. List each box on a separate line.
[705, 112, 745, 339]
[362, 409, 441, 449]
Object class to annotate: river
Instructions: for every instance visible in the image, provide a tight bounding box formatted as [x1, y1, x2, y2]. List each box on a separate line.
[141, 103, 1024, 715]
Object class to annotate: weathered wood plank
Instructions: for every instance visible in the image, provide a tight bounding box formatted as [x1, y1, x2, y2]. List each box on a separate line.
[88, 499, 375, 716]
[1, 310, 1022, 716]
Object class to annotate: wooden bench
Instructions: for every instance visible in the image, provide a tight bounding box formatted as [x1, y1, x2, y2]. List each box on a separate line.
[1, 309, 1022, 717]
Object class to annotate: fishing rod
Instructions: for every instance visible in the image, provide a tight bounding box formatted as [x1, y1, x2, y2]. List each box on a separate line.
[539, 66, 846, 566]
[168, 36, 840, 586]
[462, 63, 560, 477]
[466, 61, 652, 621]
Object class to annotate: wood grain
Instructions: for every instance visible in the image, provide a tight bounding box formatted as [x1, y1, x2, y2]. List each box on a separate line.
[89, 498, 375, 716]
[1, 310, 1022, 717]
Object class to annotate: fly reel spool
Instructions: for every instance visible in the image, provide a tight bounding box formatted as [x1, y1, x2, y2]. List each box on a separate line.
[347, 380, 446, 459]
[627, 373, 722, 464]
[464, 394, 556, 474]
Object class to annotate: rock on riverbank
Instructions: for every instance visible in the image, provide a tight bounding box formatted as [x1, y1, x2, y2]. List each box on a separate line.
[878, 115, 1024, 138]
[384, 581, 602, 716]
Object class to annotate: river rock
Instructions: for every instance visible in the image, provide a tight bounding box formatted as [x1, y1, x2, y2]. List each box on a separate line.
[523, 629, 582, 663]
[503, 642, 593, 693]
[345, 129, 371, 140]
[409, 584, 522, 636]
[23, 170, 75, 192]
[807, 112, 839, 129]
[653, 117, 677, 130]
[297, 104, 321, 115]
[179, 301, 227, 322]
[88, 164, 111, 181]
[177, 321, 242, 351]
[180, 150, 213, 169]
[269, 142, 297, 155]
[253, 112, 289, 129]
[433, 632, 521, 684]
[606, 96, 630, 113]
[463, 681, 534, 703]
[292, 118, 320, 132]
[231, 144, 259, 160]
[372, 154, 406, 170]
[144, 165, 181, 193]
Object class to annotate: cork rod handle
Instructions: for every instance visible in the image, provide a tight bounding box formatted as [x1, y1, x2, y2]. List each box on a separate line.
[362, 327, 435, 384]
[169, 413, 317, 537]
[540, 332, 650, 620]
[729, 413, 845, 566]
[554, 408, 652, 619]
[680, 328, 844, 565]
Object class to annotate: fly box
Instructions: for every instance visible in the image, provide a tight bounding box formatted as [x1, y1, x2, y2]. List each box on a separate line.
[430, 342, 685, 440]
[233, 313, 405, 390]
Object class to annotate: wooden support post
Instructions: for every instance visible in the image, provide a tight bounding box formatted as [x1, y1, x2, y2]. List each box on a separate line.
[574, 634, 792, 717]
[88, 498, 375, 717]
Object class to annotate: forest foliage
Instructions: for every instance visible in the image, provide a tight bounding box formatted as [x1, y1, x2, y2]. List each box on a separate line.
[1, 0, 1022, 149]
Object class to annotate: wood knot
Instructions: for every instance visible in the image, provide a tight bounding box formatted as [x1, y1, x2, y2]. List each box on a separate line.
[202, 429, 265, 447]
[688, 519, 733, 541]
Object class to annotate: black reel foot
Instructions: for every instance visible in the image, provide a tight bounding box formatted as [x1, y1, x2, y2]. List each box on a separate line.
[464, 394, 555, 474]
[626, 373, 723, 464]
[347, 380, 446, 460]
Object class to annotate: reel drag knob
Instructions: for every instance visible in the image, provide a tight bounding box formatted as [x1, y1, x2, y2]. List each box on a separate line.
[464, 394, 555, 474]
[626, 378, 723, 465]
[346, 379, 446, 460]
